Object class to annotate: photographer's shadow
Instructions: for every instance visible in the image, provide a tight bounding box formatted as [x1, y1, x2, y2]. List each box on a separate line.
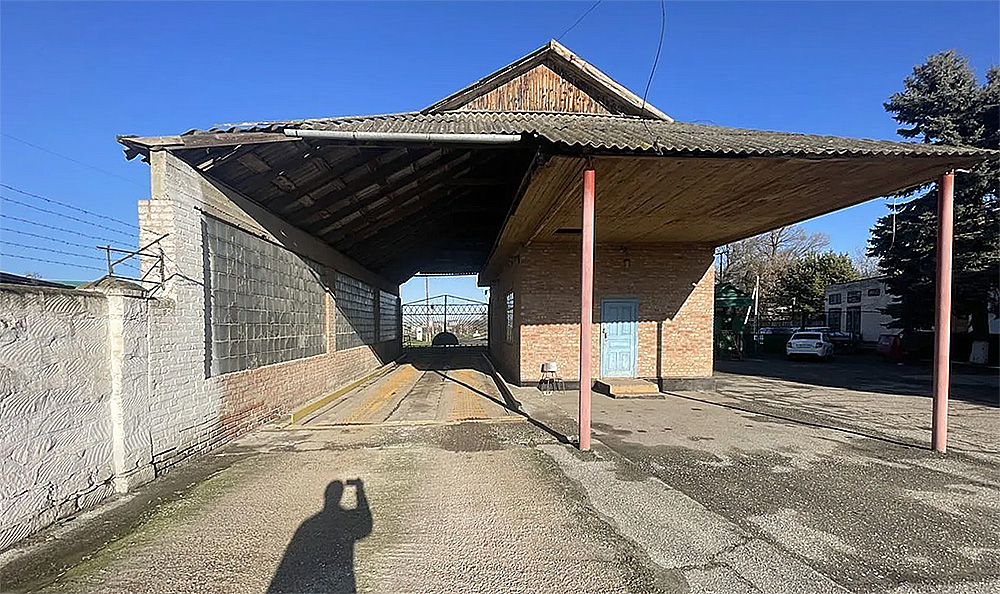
[267, 479, 372, 594]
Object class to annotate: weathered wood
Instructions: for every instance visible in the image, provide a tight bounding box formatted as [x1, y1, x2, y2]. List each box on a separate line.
[459, 64, 614, 115]
[479, 154, 953, 282]
[306, 151, 474, 235]
[423, 39, 671, 120]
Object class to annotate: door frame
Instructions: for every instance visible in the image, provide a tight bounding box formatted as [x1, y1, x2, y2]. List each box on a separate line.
[600, 297, 639, 378]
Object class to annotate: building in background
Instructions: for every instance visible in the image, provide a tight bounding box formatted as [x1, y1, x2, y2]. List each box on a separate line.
[825, 277, 895, 342]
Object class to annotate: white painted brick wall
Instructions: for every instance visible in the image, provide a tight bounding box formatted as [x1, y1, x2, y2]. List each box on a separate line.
[0, 150, 401, 549]
[0, 287, 115, 549]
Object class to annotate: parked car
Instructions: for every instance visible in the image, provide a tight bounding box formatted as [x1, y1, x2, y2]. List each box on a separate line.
[828, 331, 860, 352]
[786, 332, 835, 361]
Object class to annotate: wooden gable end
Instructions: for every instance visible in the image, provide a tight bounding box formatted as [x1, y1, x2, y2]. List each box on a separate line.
[456, 63, 624, 115]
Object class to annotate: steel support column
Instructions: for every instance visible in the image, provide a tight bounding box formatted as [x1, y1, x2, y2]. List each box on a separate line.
[579, 166, 596, 451]
[932, 171, 955, 453]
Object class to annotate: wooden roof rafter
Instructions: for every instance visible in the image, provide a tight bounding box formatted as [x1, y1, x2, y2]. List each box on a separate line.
[302, 149, 466, 232]
[281, 147, 417, 215]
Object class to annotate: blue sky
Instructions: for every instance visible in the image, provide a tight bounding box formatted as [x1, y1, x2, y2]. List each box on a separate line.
[1, 1, 996, 301]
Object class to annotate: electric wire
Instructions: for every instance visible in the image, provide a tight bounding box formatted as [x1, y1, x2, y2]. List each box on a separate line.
[0, 183, 140, 232]
[0, 240, 139, 270]
[1, 213, 128, 244]
[0, 239, 103, 261]
[1, 228, 100, 251]
[0, 194, 136, 239]
[639, 0, 667, 151]
[1, 133, 144, 188]
[1, 253, 108, 273]
[640, 0, 666, 112]
[557, 1, 603, 41]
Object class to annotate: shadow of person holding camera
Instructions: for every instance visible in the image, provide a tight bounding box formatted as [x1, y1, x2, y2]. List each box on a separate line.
[267, 478, 372, 593]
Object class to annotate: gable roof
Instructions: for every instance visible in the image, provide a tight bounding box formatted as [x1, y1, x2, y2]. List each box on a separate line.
[422, 40, 672, 121]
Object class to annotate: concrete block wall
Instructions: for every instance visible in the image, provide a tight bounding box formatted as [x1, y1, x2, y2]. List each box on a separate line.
[0, 286, 115, 549]
[494, 242, 714, 386]
[139, 151, 400, 471]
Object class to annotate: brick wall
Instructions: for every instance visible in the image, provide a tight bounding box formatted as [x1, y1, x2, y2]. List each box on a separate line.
[504, 242, 714, 385]
[139, 151, 401, 471]
[488, 261, 521, 383]
[0, 152, 403, 549]
[0, 286, 116, 549]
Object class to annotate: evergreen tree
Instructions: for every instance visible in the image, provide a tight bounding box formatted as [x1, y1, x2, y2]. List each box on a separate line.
[776, 252, 858, 317]
[869, 51, 999, 337]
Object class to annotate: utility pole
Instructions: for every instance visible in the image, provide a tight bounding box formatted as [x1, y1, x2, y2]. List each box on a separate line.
[425, 276, 430, 341]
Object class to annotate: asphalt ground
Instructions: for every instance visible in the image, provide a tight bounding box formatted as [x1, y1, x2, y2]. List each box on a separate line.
[3, 348, 997, 593]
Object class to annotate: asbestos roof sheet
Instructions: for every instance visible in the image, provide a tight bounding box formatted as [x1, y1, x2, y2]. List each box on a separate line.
[191, 111, 989, 159]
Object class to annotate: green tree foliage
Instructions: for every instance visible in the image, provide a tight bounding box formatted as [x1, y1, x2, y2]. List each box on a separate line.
[716, 225, 829, 315]
[869, 51, 999, 336]
[777, 252, 858, 316]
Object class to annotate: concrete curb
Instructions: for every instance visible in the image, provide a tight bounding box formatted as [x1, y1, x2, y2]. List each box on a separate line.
[280, 362, 397, 425]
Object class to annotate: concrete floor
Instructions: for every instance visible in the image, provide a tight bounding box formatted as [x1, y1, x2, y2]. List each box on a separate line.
[3, 349, 998, 594]
[298, 348, 516, 426]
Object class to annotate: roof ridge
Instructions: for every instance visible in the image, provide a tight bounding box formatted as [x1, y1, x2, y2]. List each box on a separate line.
[210, 111, 421, 131]
[420, 41, 672, 121]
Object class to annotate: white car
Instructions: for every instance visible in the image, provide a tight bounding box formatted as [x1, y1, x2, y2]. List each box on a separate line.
[786, 332, 835, 361]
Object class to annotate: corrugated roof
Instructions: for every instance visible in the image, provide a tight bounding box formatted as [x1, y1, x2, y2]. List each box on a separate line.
[185, 111, 988, 159]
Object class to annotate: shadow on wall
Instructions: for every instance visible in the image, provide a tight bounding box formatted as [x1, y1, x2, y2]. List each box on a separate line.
[267, 479, 372, 594]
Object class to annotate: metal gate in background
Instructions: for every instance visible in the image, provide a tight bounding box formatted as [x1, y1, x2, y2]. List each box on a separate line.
[402, 294, 488, 347]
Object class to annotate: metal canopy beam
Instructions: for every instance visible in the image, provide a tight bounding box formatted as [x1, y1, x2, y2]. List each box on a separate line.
[283, 128, 523, 145]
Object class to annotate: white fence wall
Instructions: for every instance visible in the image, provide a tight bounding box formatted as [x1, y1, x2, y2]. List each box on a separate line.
[0, 286, 116, 548]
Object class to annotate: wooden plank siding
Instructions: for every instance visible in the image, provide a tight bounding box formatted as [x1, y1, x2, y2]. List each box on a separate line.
[458, 64, 616, 115]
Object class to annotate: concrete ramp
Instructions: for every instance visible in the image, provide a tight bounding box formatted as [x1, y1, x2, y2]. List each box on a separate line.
[295, 348, 519, 427]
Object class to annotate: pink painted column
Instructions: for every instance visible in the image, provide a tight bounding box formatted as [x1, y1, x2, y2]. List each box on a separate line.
[932, 171, 955, 453]
[579, 166, 596, 451]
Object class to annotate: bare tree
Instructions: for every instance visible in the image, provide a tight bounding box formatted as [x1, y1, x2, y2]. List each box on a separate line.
[851, 245, 881, 278]
[716, 225, 829, 315]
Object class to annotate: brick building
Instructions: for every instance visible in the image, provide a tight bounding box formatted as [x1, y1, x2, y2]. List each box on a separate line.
[3, 40, 987, 546]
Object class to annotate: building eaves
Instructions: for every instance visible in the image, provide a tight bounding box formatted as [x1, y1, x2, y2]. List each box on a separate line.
[119, 112, 995, 161]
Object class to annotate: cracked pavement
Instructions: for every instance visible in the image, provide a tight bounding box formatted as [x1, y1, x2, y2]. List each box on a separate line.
[2, 351, 997, 593]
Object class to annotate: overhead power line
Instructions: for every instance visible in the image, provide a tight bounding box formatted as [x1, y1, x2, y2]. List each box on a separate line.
[641, 0, 666, 112]
[1, 132, 144, 188]
[0, 240, 139, 271]
[0, 253, 108, 274]
[1, 213, 130, 244]
[1, 228, 100, 251]
[0, 183, 139, 231]
[0, 239, 103, 261]
[1, 194, 136, 239]
[557, 1, 603, 41]
[639, 0, 667, 152]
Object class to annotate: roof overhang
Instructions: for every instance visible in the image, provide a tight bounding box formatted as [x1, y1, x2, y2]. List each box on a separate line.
[118, 114, 992, 286]
[478, 151, 980, 283]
